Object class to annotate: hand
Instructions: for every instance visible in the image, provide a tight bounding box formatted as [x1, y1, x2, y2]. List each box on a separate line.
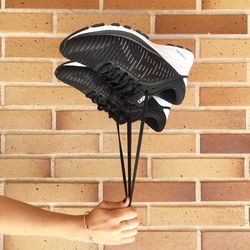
[66, 198, 139, 245]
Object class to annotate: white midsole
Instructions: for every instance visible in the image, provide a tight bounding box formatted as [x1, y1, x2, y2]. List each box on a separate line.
[64, 61, 87, 67]
[68, 25, 194, 79]
[153, 96, 172, 119]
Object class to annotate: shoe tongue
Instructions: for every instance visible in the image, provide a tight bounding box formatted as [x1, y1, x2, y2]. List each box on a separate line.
[144, 97, 167, 132]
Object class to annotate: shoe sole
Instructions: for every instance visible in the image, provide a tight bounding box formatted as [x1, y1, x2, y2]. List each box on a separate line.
[60, 23, 194, 105]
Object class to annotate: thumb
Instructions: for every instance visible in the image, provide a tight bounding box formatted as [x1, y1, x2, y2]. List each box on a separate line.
[99, 197, 130, 209]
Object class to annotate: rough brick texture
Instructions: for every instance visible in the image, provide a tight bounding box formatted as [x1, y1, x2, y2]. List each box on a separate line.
[201, 181, 250, 201]
[104, 0, 196, 10]
[202, 232, 250, 250]
[155, 15, 247, 34]
[0, 1, 249, 250]
[6, 0, 99, 9]
[103, 182, 195, 202]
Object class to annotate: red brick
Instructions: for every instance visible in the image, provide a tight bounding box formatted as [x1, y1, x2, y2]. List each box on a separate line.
[55, 157, 147, 178]
[0, 110, 51, 130]
[5, 134, 99, 154]
[106, 231, 197, 250]
[57, 13, 150, 34]
[189, 63, 247, 82]
[200, 39, 250, 58]
[4, 182, 98, 202]
[4, 236, 97, 250]
[202, 232, 250, 250]
[103, 134, 196, 154]
[5, 86, 93, 106]
[201, 181, 250, 201]
[156, 15, 247, 34]
[202, 0, 250, 9]
[104, 182, 195, 202]
[151, 206, 244, 226]
[166, 110, 245, 130]
[200, 87, 250, 106]
[0, 158, 50, 178]
[104, 0, 196, 10]
[201, 134, 250, 154]
[56, 110, 144, 130]
[6, 0, 99, 9]
[0, 13, 52, 33]
[5, 38, 62, 58]
[152, 158, 244, 178]
[0, 62, 52, 82]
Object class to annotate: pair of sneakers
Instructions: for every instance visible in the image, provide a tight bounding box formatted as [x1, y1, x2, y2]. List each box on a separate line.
[55, 23, 194, 204]
[55, 23, 194, 132]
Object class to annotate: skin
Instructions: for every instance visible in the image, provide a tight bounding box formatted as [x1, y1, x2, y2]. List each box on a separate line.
[0, 195, 139, 245]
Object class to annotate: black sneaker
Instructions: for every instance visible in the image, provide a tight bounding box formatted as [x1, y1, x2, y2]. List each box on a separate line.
[59, 23, 194, 107]
[54, 61, 171, 132]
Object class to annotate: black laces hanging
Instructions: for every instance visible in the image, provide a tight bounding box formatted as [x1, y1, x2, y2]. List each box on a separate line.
[116, 91, 149, 206]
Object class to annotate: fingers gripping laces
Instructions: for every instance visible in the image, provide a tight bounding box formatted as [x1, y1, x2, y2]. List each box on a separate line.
[116, 91, 149, 206]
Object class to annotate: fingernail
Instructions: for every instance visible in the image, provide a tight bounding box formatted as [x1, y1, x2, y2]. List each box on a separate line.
[123, 197, 127, 203]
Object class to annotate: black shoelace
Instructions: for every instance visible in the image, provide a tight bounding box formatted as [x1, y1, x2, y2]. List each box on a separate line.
[116, 91, 149, 206]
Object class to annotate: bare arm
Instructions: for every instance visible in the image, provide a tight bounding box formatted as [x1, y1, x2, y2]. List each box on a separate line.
[0, 195, 86, 241]
[0, 195, 139, 245]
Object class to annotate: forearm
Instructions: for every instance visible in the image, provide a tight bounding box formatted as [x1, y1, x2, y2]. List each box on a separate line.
[0, 195, 87, 241]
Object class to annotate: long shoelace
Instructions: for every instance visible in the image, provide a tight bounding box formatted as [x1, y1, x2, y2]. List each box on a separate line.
[116, 91, 149, 206]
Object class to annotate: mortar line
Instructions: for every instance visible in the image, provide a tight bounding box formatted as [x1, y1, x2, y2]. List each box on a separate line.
[2, 176, 250, 182]
[246, 110, 249, 130]
[197, 230, 202, 250]
[2, 128, 250, 134]
[196, 180, 201, 202]
[1, 134, 5, 154]
[1, 153, 250, 158]
[247, 63, 250, 83]
[147, 204, 151, 226]
[0, 104, 250, 110]
[196, 0, 202, 10]
[51, 109, 57, 130]
[99, 0, 104, 11]
[245, 205, 250, 226]
[195, 85, 200, 107]
[2, 56, 250, 63]
[196, 133, 200, 155]
[0, 182, 4, 195]
[150, 14, 156, 34]
[98, 181, 103, 202]
[2, 8, 250, 14]
[50, 157, 55, 178]
[195, 37, 200, 58]
[1, 0, 5, 9]
[10, 200, 250, 206]
[0, 234, 3, 250]
[2, 105, 250, 111]
[99, 132, 104, 153]
[1, 85, 4, 106]
[4, 33, 250, 39]
[147, 156, 152, 178]
[1, 37, 4, 57]
[98, 244, 104, 250]
[52, 11, 58, 34]
[248, 15, 250, 34]
[244, 155, 250, 178]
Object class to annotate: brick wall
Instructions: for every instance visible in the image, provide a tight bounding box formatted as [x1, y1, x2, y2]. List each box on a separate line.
[0, 0, 250, 249]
